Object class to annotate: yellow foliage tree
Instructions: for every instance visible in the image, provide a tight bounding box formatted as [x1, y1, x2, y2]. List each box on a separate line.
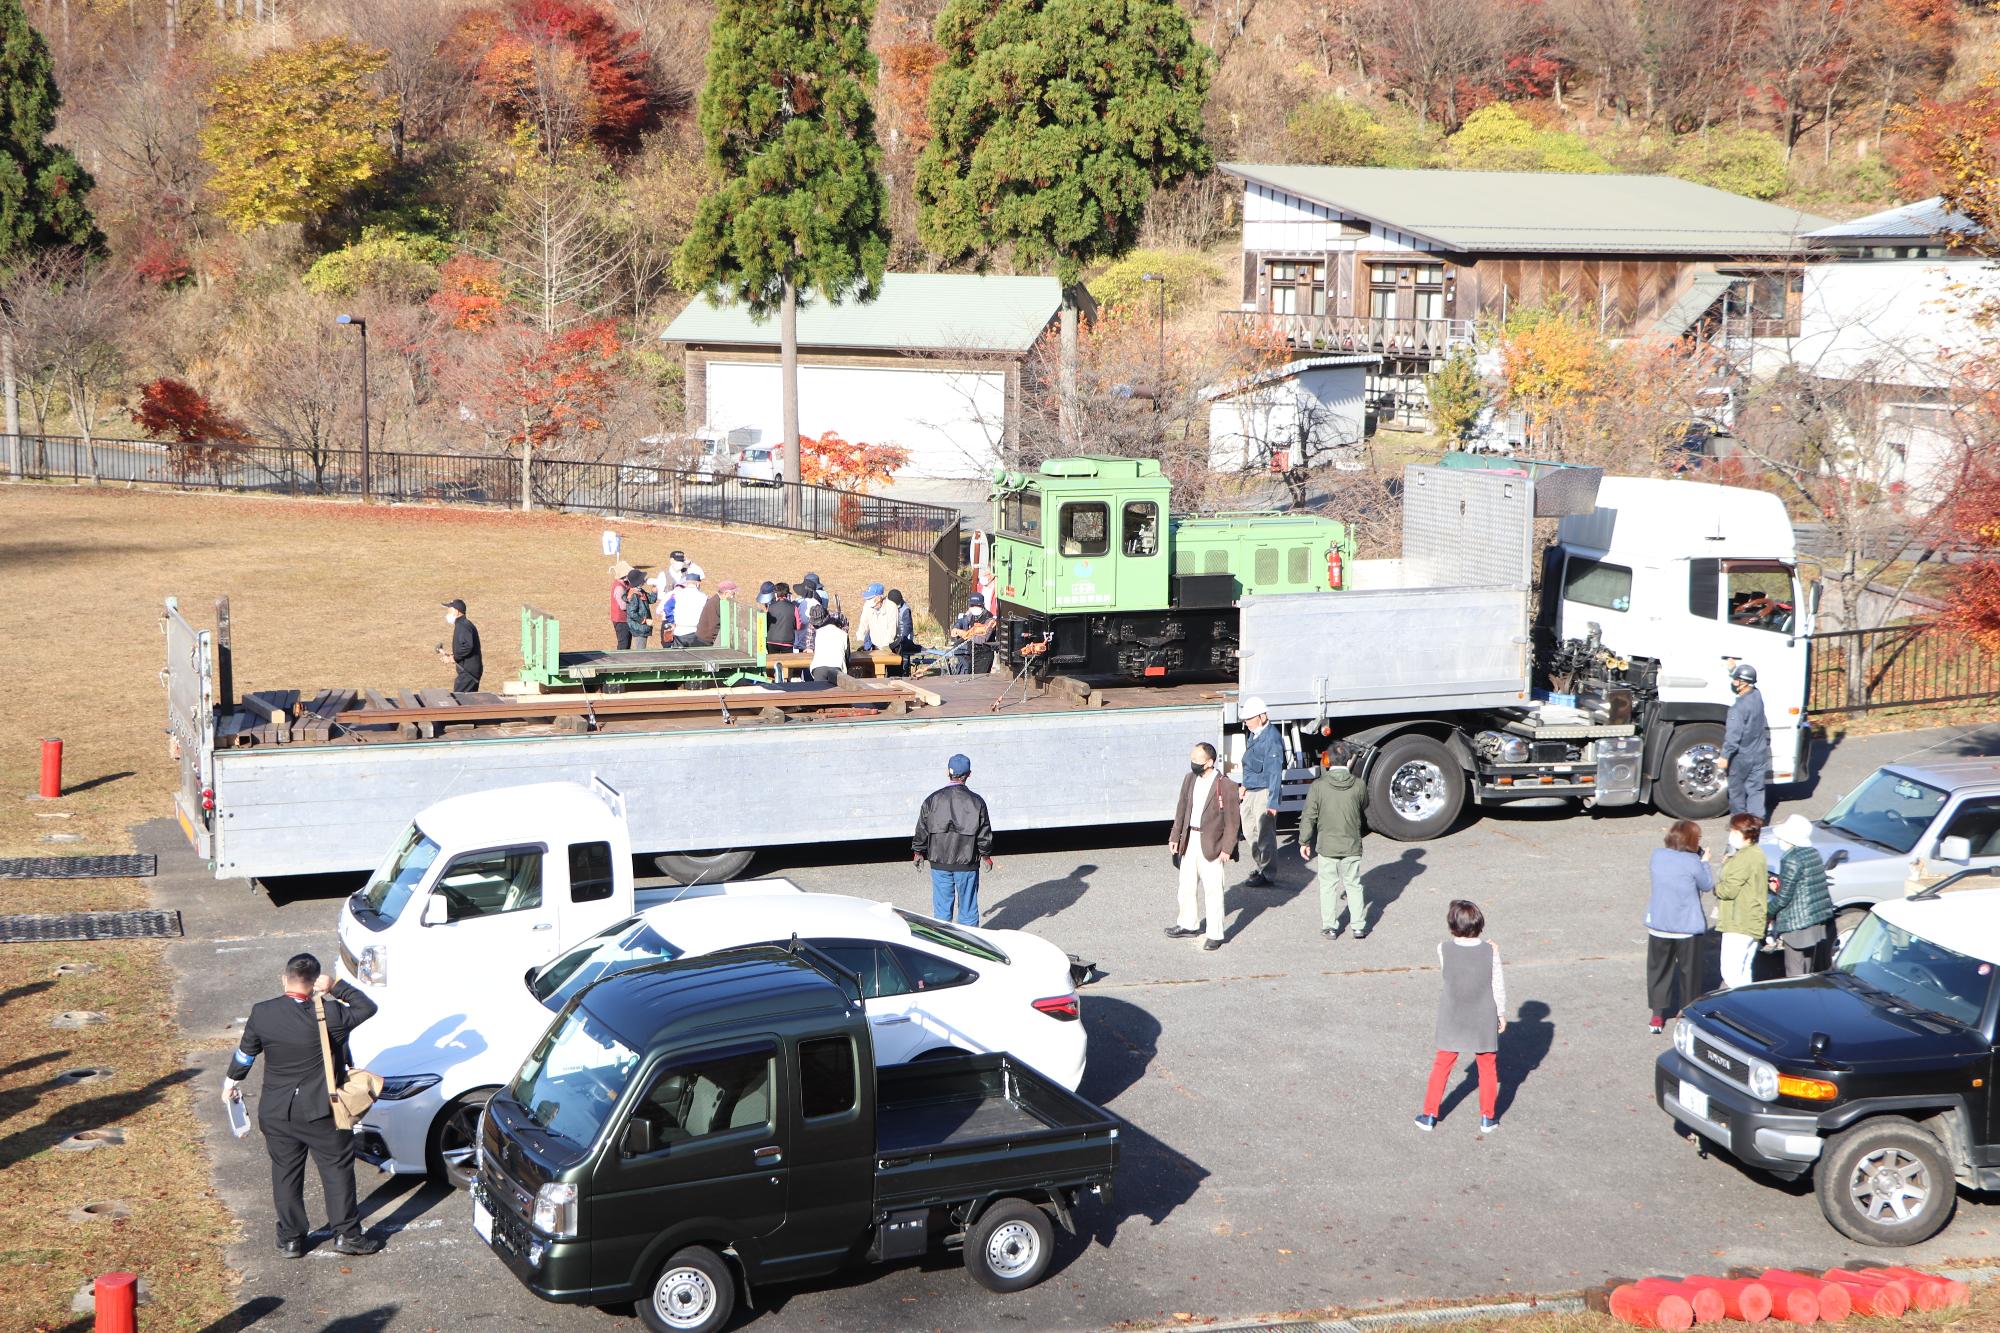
[200, 38, 398, 231]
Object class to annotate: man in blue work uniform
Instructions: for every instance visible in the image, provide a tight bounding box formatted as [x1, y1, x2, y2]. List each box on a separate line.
[1720, 662, 1770, 818]
[1238, 696, 1285, 887]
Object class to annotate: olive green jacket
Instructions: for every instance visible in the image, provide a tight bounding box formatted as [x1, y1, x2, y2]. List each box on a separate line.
[1713, 844, 1769, 938]
[1299, 768, 1367, 860]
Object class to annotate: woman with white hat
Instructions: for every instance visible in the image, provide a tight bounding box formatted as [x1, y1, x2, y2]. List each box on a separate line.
[1769, 813, 1835, 976]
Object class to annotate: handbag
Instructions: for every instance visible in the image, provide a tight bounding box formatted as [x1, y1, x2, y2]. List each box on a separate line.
[314, 993, 383, 1131]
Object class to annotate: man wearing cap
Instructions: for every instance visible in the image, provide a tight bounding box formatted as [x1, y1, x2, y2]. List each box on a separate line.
[950, 593, 997, 674]
[1236, 697, 1285, 887]
[438, 600, 482, 692]
[1719, 661, 1770, 818]
[857, 583, 899, 657]
[914, 754, 993, 925]
[664, 569, 710, 647]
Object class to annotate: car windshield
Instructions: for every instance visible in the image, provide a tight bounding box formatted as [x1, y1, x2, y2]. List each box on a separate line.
[357, 824, 441, 923]
[1836, 913, 1995, 1029]
[894, 908, 1009, 965]
[507, 1003, 642, 1149]
[529, 917, 681, 1010]
[1822, 770, 1948, 854]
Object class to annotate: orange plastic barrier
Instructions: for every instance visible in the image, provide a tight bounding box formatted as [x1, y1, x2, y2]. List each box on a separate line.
[1680, 1275, 1774, 1323]
[1828, 1268, 1920, 1311]
[1862, 1267, 1966, 1310]
[1636, 1278, 1726, 1324]
[1761, 1269, 1850, 1323]
[1820, 1272, 1907, 1318]
[1609, 1282, 1695, 1330]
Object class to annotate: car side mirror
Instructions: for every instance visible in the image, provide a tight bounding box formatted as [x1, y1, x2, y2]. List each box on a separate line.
[1825, 849, 1849, 871]
[420, 896, 451, 927]
[1940, 836, 1974, 864]
[620, 1119, 652, 1158]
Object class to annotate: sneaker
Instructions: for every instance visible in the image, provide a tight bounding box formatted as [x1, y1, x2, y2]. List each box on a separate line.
[1480, 1116, 1499, 1134]
[276, 1239, 305, 1259]
[1202, 939, 1223, 952]
[1244, 873, 1272, 888]
[1648, 1016, 1664, 1035]
[1413, 1114, 1436, 1132]
[1164, 925, 1201, 939]
[1321, 927, 1341, 941]
[1352, 926, 1370, 940]
[331, 1232, 384, 1257]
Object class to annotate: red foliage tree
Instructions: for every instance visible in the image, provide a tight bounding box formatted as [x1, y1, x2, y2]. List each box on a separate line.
[458, 0, 660, 152]
[1938, 445, 2000, 651]
[130, 377, 253, 480]
[130, 231, 193, 287]
[430, 254, 511, 331]
[455, 319, 623, 453]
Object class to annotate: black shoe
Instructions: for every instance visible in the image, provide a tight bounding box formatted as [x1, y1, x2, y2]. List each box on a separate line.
[1202, 939, 1223, 952]
[276, 1239, 305, 1259]
[1244, 873, 1272, 887]
[1164, 925, 1201, 939]
[331, 1232, 384, 1257]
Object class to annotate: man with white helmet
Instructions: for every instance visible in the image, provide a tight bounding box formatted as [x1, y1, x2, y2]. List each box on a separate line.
[1237, 696, 1285, 887]
[1719, 661, 1770, 818]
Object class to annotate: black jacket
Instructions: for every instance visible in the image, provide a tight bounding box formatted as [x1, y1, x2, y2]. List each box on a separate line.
[914, 783, 993, 871]
[451, 617, 483, 681]
[226, 982, 378, 1125]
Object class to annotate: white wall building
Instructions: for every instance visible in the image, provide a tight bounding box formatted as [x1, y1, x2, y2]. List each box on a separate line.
[1203, 355, 1379, 472]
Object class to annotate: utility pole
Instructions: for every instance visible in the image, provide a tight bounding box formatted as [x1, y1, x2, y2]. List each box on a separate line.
[337, 314, 371, 502]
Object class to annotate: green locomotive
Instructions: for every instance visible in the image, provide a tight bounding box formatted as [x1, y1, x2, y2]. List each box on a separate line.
[985, 456, 1354, 679]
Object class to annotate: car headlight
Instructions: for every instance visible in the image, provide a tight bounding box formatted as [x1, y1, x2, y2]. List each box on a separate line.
[532, 1181, 578, 1238]
[375, 1073, 441, 1101]
[359, 945, 387, 986]
[1673, 1020, 1696, 1059]
[1748, 1058, 1779, 1101]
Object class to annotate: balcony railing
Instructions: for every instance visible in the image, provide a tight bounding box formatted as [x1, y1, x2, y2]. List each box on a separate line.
[1219, 310, 1475, 357]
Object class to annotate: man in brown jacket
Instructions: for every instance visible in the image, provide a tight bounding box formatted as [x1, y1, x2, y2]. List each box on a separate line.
[1167, 741, 1242, 951]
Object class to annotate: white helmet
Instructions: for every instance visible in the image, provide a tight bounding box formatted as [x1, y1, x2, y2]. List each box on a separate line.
[1240, 696, 1268, 719]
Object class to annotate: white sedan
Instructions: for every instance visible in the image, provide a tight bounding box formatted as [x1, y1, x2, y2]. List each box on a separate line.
[347, 886, 1087, 1187]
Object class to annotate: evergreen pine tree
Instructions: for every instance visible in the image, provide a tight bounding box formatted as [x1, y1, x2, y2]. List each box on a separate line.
[0, 0, 98, 257]
[678, 0, 889, 495]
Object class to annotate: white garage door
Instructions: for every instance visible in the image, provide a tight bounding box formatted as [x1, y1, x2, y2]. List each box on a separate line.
[704, 361, 1006, 480]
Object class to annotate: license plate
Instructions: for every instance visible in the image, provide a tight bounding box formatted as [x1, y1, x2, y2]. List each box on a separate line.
[1679, 1079, 1710, 1120]
[472, 1196, 493, 1243]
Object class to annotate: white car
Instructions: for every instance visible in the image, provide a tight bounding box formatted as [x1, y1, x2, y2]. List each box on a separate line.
[735, 445, 780, 485]
[347, 887, 1087, 1187]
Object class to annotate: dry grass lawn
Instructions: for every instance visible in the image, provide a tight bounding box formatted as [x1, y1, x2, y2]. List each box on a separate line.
[0, 482, 922, 1331]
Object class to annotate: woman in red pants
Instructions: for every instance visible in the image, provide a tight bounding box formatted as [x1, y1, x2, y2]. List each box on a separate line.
[1416, 899, 1508, 1134]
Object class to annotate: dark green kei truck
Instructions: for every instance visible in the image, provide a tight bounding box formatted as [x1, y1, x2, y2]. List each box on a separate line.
[471, 943, 1121, 1333]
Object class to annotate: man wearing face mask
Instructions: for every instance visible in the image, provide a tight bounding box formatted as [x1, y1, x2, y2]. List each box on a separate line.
[1167, 742, 1242, 951]
[438, 599, 482, 692]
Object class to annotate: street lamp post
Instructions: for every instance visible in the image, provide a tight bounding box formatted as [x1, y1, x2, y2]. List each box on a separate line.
[337, 314, 370, 502]
[1139, 273, 1167, 410]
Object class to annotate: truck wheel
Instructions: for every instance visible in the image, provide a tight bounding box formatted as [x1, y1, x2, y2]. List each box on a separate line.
[1652, 724, 1729, 821]
[638, 1246, 735, 1333]
[1815, 1118, 1956, 1247]
[426, 1087, 495, 1191]
[964, 1198, 1055, 1293]
[1365, 734, 1463, 841]
[653, 849, 755, 885]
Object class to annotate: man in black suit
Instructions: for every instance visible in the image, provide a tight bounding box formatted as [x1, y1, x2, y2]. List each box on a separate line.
[438, 598, 482, 692]
[223, 953, 384, 1257]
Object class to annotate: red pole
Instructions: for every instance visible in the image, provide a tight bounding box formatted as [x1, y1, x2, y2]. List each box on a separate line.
[38, 737, 62, 799]
[93, 1272, 137, 1333]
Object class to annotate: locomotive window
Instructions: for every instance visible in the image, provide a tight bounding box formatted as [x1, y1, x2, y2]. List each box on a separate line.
[1204, 549, 1230, 575]
[1000, 491, 1041, 540]
[1122, 502, 1159, 557]
[1254, 548, 1279, 585]
[1563, 557, 1632, 613]
[1287, 547, 1309, 584]
[1059, 503, 1109, 557]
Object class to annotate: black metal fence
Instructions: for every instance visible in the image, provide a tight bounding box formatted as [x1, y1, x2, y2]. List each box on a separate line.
[4, 433, 962, 563]
[1807, 621, 2000, 714]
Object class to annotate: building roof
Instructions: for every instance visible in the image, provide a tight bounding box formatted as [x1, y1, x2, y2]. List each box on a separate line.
[1805, 197, 1980, 245]
[662, 273, 1063, 355]
[1221, 164, 1833, 256]
[1647, 272, 1739, 338]
[1201, 354, 1383, 401]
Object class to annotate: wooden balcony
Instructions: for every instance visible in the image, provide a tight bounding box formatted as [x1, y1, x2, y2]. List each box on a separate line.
[1219, 310, 1475, 358]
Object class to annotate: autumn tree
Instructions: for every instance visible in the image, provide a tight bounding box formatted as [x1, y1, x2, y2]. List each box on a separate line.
[679, 0, 889, 497]
[458, 0, 661, 155]
[917, 0, 1211, 449]
[1425, 345, 1486, 444]
[200, 38, 398, 230]
[130, 375, 252, 483]
[326, 0, 474, 161]
[447, 318, 624, 506]
[480, 152, 630, 334]
[1446, 103, 1610, 172]
[1938, 450, 2000, 651]
[1892, 79, 2000, 242]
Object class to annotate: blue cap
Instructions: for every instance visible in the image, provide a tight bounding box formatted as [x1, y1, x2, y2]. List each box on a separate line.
[864, 583, 884, 597]
[947, 753, 971, 778]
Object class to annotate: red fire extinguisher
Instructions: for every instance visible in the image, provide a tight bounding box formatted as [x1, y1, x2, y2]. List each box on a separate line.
[1327, 548, 1344, 590]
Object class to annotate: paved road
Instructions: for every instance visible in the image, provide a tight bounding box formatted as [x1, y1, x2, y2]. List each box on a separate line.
[161, 721, 2000, 1332]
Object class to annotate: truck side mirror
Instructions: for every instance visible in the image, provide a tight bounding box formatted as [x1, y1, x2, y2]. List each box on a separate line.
[420, 896, 451, 927]
[620, 1118, 652, 1158]
[1939, 835, 1973, 864]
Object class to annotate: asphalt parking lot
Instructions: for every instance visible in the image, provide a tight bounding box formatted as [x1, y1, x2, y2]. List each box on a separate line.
[162, 720, 2000, 1332]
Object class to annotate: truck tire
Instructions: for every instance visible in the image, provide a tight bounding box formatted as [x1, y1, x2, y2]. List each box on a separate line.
[1815, 1118, 1956, 1247]
[653, 849, 755, 885]
[638, 1245, 735, 1333]
[426, 1087, 495, 1190]
[1365, 734, 1464, 841]
[1652, 724, 1729, 821]
[964, 1198, 1055, 1293]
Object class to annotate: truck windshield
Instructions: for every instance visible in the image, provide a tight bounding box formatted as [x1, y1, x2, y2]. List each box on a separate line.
[508, 1004, 642, 1149]
[357, 825, 441, 923]
[1822, 770, 1948, 854]
[1836, 913, 1994, 1029]
[529, 918, 681, 1011]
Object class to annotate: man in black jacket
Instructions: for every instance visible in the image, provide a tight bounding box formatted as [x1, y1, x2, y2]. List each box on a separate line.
[222, 953, 383, 1258]
[439, 598, 482, 692]
[913, 753, 993, 925]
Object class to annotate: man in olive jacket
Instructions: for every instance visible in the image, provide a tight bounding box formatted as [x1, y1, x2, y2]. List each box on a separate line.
[1300, 741, 1370, 940]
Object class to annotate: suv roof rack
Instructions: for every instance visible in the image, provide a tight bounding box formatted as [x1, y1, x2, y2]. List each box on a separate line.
[1908, 865, 2000, 901]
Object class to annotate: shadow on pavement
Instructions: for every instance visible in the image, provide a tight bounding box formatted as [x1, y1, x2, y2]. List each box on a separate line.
[1361, 846, 1428, 931]
[195, 1295, 284, 1331]
[1493, 999, 1555, 1119]
[323, 1307, 400, 1332]
[0, 977, 56, 1008]
[983, 862, 1096, 932]
[0, 1067, 197, 1170]
[359, 1171, 451, 1234]
[1077, 995, 1209, 1239]
[258, 871, 368, 909]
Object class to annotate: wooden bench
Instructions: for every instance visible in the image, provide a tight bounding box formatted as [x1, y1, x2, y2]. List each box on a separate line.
[766, 650, 905, 681]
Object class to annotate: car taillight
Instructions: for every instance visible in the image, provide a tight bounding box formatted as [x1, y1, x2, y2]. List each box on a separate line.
[1033, 993, 1079, 1021]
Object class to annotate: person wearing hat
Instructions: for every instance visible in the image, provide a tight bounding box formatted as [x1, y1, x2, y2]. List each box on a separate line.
[914, 753, 993, 925]
[664, 568, 710, 647]
[949, 592, 997, 675]
[1719, 661, 1771, 818]
[609, 558, 633, 649]
[666, 550, 689, 585]
[437, 600, 482, 692]
[857, 583, 899, 658]
[806, 601, 848, 683]
[1235, 697, 1285, 888]
[621, 568, 657, 650]
[1770, 813, 1834, 976]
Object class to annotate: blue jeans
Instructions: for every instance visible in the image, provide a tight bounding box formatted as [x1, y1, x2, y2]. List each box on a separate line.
[930, 868, 980, 925]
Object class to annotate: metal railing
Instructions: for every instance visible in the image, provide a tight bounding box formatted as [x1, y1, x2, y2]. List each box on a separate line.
[1807, 621, 2000, 714]
[1218, 310, 1476, 358]
[3, 433, 961, 562]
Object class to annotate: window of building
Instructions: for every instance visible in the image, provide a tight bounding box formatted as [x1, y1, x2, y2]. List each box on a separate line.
[568, 841, 614, 904]
[1122, 501, 1159, 557]
[1562, 558, 1633, 612]
[1415, 289, 1445, 320]
[1271, 284, 1297, 315]
[1059, 502, 1109, 557]
[434, 846, 544, 921]
[1368, 287, 1396, 319]
[798, 1037, 857, 1120]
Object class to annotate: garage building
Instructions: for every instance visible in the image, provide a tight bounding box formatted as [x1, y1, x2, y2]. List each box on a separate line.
[662, 274, 1063, 481]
